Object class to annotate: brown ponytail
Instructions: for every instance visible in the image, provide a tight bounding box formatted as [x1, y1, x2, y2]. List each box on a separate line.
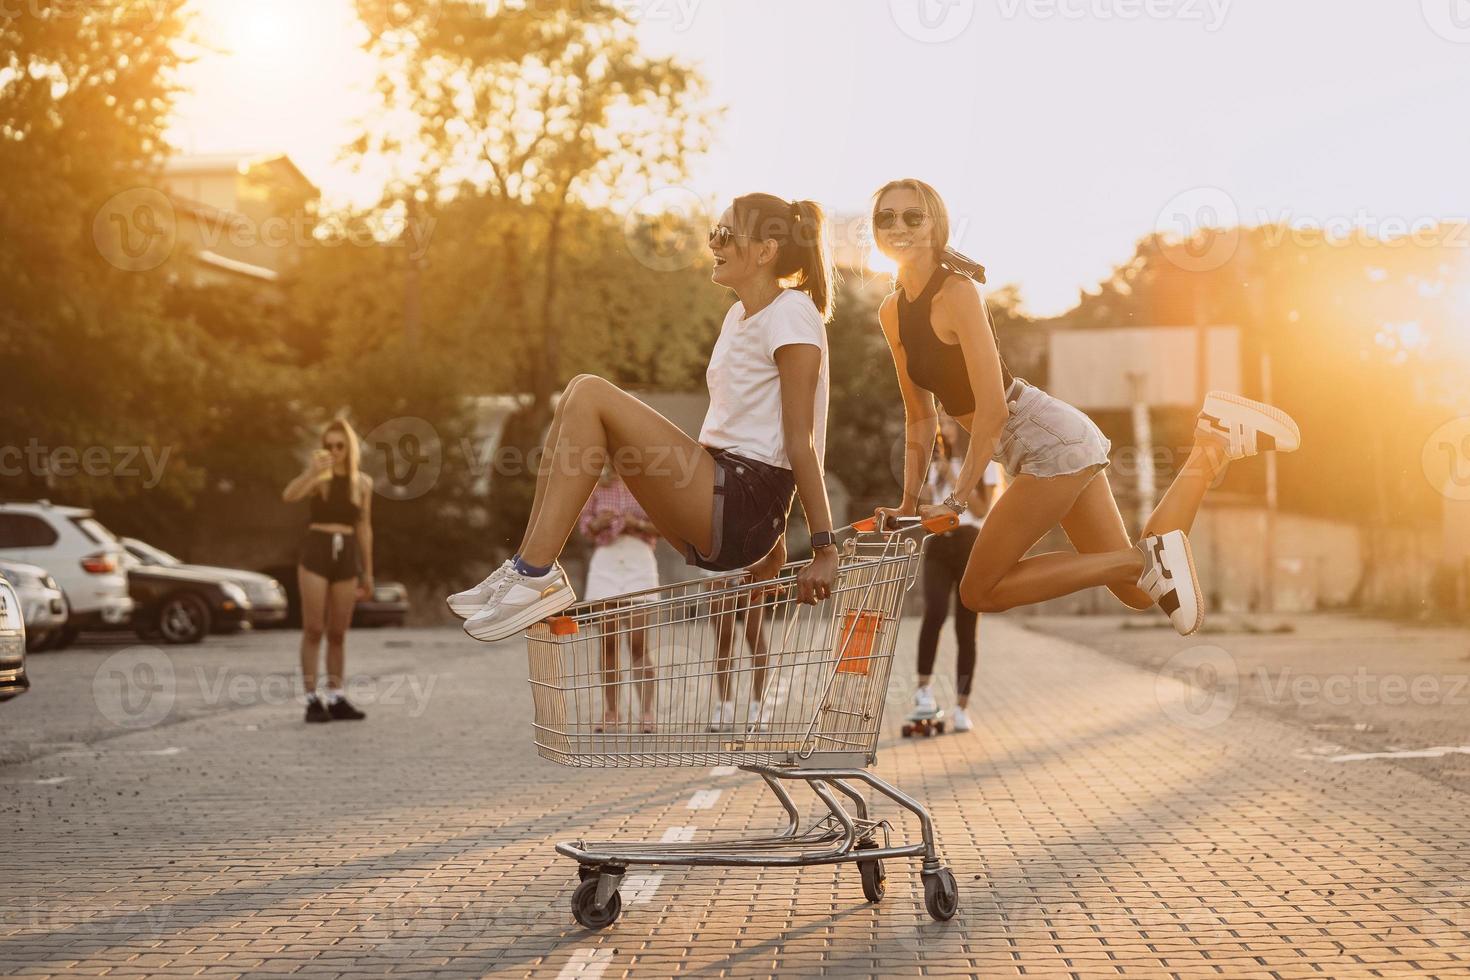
[731, 193, 836, 322]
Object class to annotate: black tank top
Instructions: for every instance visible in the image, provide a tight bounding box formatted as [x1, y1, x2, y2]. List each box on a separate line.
[897, 267, 1013, 417]
[309, 473, 361, 525]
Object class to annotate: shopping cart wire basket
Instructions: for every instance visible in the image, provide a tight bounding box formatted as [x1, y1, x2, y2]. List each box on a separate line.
[524, 515, 962, 928]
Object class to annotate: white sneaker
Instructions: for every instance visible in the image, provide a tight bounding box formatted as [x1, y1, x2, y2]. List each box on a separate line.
[746, 695, 777, 733]
[446, 560, 513, 619]
[912, 685, 938, 717]
[1137, 530, 1204, 636]
[950, 706, 973, 733]
[463, 564, 575, 642]
[708, 700, 734, 733]
[1197, 391, 1301, 460]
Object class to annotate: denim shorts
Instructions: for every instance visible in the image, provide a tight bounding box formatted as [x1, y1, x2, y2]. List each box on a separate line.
[993, 378, 1112, 480]
[684, 449, 796, 572]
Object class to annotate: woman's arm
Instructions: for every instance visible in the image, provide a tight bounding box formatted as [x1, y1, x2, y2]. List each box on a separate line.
[356, 474, 374, 594]
[931, 281, 1009, 506]
[773, 343, 836, 604]
[877, 295, 939, 513]
[281, 452, 329, 503]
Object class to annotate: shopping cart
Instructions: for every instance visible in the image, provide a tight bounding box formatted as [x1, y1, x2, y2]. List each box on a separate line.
[525, 515, 962, 929]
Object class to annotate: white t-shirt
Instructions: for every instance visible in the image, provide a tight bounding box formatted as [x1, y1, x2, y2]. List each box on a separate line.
[928, 458, 1001, 528]
[699, 289, 829, 470]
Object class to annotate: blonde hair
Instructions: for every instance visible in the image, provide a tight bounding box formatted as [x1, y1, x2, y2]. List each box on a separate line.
[320, 418, 362, 507]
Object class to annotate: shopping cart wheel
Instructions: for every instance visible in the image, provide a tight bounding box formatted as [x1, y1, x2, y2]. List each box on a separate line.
[571, 878, 622, 930]
[901, 723, 914, 737]
[856, 842, 885, 903]
[922, 868, 959, 921]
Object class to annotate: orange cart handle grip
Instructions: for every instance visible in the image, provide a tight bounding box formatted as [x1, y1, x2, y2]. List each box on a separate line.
[851, 513, 959, 535]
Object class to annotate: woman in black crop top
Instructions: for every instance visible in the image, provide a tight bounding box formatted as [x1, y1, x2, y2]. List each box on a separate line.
[281, 419, 373, 722]
[871, 178, 1302, 638]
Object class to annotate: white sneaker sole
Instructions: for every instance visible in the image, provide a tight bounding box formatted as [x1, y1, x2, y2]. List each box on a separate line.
[1202, 391, 1301, 453]
[464, 586, 575, 642]
[446, 596, 484, 620]
[1159, 531, 1205, 637]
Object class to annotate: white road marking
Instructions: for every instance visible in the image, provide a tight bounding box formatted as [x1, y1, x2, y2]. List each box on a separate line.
[622, 872, 664, 905]
[135, 746, 184, 756]
[710, 765, 738, 776]
[686, 789, 722, 810]
[1325, 745, 1470, 763]
[661, 825, 696, 843]
[554, 948, 613, 980]
[32, 776, 70, 785]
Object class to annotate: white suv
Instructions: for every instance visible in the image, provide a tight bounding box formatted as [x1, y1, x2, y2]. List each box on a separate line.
[0, 502, 134, 644]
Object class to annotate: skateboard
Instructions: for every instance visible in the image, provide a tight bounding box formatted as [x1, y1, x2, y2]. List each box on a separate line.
[901, 709, 945, 738]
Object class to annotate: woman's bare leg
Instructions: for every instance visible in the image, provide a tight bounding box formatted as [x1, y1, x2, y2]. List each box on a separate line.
[1140, 435, 1231, 539]
[600, 628, 621, 725]
[518, 375, 596, 556]
[297, 567, 328, 694]
[519, 376, 716, 567]
[959, 469, 1146, 613]
[629, 612, 655, 728]
[324, 578, 357, 690]
[746, 604, 769, 702]
[1059, 471, 1156, 610]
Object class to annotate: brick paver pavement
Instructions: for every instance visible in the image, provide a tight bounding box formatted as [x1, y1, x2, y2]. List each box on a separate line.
[3, 617, 1469, 978]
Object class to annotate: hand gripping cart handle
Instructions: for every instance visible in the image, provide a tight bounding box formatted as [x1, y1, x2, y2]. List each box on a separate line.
[524, 513, 963, 929]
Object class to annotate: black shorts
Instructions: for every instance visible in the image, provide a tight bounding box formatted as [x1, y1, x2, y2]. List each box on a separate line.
[299, 529, 361, 583]
[685, 449, 797, 572]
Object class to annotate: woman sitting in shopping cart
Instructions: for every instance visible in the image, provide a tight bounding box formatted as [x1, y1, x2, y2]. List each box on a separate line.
[447, 193, 841, 642]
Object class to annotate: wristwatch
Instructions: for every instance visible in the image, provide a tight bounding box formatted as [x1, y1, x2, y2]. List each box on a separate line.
[943, 493, 967, 514]
[811, 530, 836, 552]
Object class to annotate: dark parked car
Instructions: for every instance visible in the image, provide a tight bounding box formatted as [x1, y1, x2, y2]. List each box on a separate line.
[261, 565, 410, 629]
[0, 579, 29, 701]
[127, 565, 250, 644]
[121, 538, 287, 631]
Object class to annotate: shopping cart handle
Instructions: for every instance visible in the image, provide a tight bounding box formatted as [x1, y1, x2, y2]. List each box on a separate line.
[851, 513, 959, 535]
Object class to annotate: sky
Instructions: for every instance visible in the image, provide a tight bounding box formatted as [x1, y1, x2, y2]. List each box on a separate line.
[170, 0, 1470, 315]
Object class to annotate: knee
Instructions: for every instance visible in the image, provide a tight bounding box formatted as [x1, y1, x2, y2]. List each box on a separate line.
[562, 374, 609, 408]
[302, 626, 324, 646]
[325, 627, 347, 646]
[959, 586, 1009, 615]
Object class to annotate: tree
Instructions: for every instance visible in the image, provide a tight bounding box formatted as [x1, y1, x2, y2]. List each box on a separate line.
[348, 0, 715, 555]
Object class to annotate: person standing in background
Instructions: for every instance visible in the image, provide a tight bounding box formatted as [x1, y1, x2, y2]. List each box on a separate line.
[578, 471, 661, 732]
[912, 417, 1001, 733]
[281, 419, 373, 723]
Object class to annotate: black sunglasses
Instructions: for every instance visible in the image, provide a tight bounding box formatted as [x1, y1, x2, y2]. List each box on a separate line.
[708, 225, 761, 249]
[873, 208, 928, 230]
[325, 441, 347, 451]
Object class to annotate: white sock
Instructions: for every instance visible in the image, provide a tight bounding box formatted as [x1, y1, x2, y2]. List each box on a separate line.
[326, 688, 344, 705]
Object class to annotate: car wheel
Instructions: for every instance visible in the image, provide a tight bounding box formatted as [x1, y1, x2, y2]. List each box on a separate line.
[25, 629, 53, 653]
[52, 624, 80, 651]
[156, 592, 211, 645]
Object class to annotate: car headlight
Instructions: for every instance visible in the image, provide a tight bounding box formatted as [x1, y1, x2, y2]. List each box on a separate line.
[221, 582, 249, 606]
[41, 574, 59, 591]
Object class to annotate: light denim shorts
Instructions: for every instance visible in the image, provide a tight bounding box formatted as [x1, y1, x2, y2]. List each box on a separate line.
[992, 378, 1112, 480]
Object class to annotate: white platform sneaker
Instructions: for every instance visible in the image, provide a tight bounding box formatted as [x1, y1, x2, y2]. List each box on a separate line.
[463, 564, 575, 642]
[1136, 529, 1204, 636]
[446, 559, 514, 619]
[1197, 391, 1301, 460]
